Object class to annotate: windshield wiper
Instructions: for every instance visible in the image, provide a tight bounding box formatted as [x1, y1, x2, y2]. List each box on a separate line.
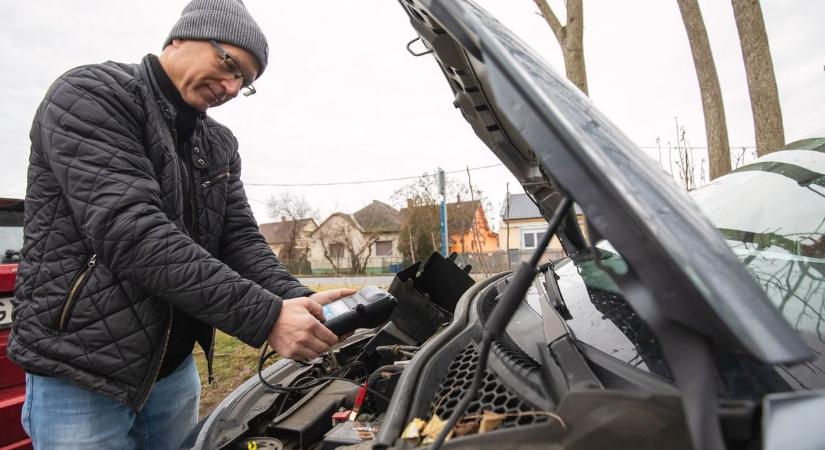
[3, 249, 20, 263]
[538, 262, 572, 320]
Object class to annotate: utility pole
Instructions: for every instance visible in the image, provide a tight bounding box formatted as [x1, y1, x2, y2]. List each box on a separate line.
[438, 168, 448, 256]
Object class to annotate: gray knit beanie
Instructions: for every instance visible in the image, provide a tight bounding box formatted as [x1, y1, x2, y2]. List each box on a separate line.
[164, 0, 269, 77]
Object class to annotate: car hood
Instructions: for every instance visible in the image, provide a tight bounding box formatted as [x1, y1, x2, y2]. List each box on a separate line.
[398, 0, 810, 364]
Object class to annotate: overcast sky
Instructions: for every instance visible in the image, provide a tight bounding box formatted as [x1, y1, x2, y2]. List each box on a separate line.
[1, 0, 823, 228]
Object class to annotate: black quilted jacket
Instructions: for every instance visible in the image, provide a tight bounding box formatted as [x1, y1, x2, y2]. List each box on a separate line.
[9, 55, 312, 411]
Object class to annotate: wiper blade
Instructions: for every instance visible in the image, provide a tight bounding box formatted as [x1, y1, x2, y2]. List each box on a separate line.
[3, 249, 20, 262]
[538, 262, 572, 320]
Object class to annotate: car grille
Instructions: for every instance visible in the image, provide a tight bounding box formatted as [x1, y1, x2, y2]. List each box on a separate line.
[427, 343, 549, 429]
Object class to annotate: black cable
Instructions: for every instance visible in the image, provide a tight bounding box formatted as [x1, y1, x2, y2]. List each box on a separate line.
[367, 365, 404, 390]
[257, 348, 326, 393]
[245, 164, 503, 187]
[257, 346, 391, 402]
[271, 361, 365, 419]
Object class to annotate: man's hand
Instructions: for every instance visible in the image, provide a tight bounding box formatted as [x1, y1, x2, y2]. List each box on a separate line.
[309, 288, 357, 306]
[310, 288, 358, 341]
[266, 297, 338, 361]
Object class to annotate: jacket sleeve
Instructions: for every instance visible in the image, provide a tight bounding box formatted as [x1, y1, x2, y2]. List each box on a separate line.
[36, 66, 280, 347]
[218, 149, 315, 300]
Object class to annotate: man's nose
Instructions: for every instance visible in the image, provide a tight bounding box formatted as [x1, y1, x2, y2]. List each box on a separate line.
[221, 78, 242, 99]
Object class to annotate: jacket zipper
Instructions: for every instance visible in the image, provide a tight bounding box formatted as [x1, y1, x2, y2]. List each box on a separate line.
[207, 327, 217, 385]
[58, 254, 97, 331]
[200, 167, 226, 384]
[136, 127, 180, 410]
[136, 306, 173, 411]
[200, 170, 230, 190]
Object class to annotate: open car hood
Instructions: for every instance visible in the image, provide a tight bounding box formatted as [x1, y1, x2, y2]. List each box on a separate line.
[398, 0, 811, 364]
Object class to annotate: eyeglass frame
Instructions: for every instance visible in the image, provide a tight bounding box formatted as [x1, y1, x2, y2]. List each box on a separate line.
[209, 40, 257, 97]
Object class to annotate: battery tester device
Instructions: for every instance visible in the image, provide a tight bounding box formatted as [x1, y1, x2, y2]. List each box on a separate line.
[321, 286, 398, 336]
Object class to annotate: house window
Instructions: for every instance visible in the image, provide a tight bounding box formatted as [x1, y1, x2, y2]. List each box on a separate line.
[522, 230, 546, 249]
[375, 240, 393, 256]
[329, 243, 345, 259]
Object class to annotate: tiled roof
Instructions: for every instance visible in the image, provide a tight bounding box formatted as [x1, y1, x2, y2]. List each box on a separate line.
[259, 218, 315, 244]
[352, 200, 402, 233]
[400, 200, 482, 230]
[447, 200, 481, 230]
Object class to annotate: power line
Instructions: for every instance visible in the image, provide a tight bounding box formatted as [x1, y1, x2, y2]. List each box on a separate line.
[638, 145, 755, 150]
[244, 163, 503, 187]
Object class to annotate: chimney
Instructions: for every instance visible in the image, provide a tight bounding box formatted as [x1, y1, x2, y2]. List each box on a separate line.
[281, 216, 287, 222]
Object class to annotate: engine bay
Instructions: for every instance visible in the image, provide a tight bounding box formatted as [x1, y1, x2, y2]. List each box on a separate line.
[196, 251, 693, 450]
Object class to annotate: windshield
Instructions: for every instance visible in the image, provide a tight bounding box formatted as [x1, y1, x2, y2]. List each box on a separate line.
[692, 147, 825, 340]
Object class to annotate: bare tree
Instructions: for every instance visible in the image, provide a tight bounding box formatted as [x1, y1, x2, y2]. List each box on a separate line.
[731, 0, 784, 156]
[317, 217, 378, 275]
[267, 192, 316, 263]
[676, 0, 732, 180]
[392, 173, 477, 263]
[534, 0, 588, 95]
[732, 147, 749, 169]
[673, 127, 696, 191]
[465, 167, 492, 276]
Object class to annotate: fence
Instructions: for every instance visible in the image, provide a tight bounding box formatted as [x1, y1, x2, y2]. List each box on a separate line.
[454, 249, 566, 275]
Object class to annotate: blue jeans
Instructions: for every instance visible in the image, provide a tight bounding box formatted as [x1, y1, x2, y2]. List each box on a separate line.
[21, 355, 200, 450]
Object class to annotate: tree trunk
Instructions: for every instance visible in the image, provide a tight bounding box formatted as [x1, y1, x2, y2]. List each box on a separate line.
[731, 0, 784, 156]
[535, 0, 589, 95]
[676, 0, 731, 180]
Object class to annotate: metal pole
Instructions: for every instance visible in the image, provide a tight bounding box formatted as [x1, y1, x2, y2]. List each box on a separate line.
[438, 168, 448, 256]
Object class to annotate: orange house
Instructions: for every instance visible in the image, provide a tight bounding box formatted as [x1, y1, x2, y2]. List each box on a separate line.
[446, 200, 499, 254]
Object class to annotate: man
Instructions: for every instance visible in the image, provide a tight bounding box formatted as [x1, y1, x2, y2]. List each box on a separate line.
[9, 1, 346, 448]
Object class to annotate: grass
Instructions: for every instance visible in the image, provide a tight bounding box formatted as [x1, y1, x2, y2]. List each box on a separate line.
[194, 283, 375, 417]
[194, 331, 261, 417]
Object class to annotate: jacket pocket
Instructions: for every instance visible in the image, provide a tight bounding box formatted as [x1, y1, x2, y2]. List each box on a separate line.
[58, 254, 97, 331]
[200, 169, 231, 190]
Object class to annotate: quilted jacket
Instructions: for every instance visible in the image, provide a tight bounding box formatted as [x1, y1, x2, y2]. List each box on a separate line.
[9, 55, 312, 411]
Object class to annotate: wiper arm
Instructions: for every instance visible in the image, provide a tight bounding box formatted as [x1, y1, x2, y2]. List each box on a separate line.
[3, 249, 20, 263]
[538, 262, 572, 320]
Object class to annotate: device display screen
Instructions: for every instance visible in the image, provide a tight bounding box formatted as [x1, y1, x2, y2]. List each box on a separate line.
[323, 301, 351, 320]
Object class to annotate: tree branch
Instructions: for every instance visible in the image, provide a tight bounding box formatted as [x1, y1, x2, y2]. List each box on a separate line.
[534, 0, 565, 42]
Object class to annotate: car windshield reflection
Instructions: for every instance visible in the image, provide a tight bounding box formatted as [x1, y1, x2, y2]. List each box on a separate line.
[692, 147, 825, 339]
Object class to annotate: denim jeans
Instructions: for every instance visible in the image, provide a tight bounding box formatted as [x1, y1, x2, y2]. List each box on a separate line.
[21, 355, 200, 450]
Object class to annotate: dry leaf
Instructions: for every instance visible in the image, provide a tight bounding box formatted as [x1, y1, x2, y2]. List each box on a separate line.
[401, 417, 426, 440]
[478, 410, 505, 433]
[422, 414, 446, 439]
[452, 419, 479, 437]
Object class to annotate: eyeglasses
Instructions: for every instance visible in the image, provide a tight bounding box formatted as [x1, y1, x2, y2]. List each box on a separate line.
[210, 40, 257, 97]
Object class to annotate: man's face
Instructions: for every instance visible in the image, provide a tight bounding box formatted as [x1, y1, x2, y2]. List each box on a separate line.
[162, 39, 260, 111]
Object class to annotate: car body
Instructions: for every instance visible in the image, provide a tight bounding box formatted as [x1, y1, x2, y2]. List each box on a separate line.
[0, 198, 30, 450]
[194, 1, 824, 449]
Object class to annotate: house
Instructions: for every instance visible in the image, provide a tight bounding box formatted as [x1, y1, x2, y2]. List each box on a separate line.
[499, 193, 587, 262]
[400, 200, 499, 256]
[308, 201, 403, 274]
[259, 217, 317, 265]
[445, 200, 499, 254]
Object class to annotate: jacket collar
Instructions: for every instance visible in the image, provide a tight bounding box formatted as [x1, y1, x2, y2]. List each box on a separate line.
[138, 54, 206, 128]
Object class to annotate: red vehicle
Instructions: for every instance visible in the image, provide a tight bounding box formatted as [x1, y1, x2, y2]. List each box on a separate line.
[0, 198, 30, 450]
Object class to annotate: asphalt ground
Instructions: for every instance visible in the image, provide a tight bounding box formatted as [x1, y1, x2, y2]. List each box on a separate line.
[296, 275, 397, 289]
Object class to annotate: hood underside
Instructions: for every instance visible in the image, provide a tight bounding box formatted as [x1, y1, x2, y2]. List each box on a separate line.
[398, 0, 811, 364]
